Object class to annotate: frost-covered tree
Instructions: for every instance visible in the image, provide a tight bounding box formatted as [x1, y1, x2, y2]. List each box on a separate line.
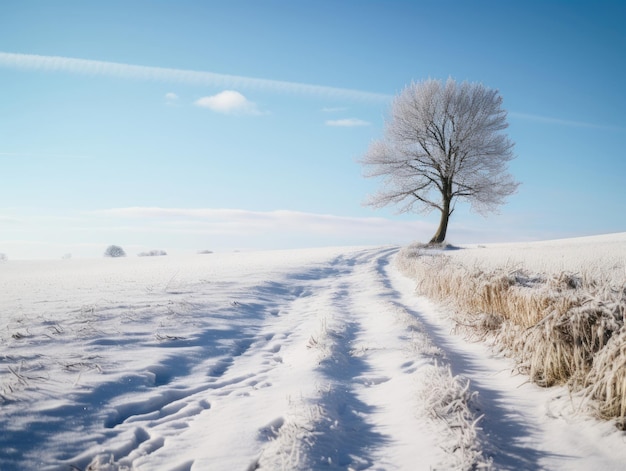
[104, 245, 126, 258]
[361, 78, 519, 243]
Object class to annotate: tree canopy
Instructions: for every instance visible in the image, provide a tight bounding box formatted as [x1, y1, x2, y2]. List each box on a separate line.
[361, 78, 519, 243]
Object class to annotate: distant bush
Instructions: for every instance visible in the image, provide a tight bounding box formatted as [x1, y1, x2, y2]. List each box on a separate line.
[138, 250, 167, 257]
[0, 253, 7, 262]
[197, 250, 213, 254]
[104, 245, 126, 258]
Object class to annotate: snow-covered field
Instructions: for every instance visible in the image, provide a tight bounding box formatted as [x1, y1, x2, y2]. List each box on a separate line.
[447, 232, 626, 283]
[2, 239, 626, 470]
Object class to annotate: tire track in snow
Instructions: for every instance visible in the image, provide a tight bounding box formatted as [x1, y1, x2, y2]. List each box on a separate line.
[382, 275, 542, 470]
[63, 251, 358, 470]
[19, 246, 616, 471]
[255, 247, 468, 470]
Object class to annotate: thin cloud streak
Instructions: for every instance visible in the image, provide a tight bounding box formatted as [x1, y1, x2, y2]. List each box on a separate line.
[1, 206, 541, 258]
[95, 207, 368, 223]
[509, 111, 623, 131]
[0, 51, 391, 103]
[92, 207, 429, 237]
[86, 207, 530, 245]
[326, 118, 371, 127]
[0, 206, 432, 258]
[0, 152, 94, 160]
[322, 107, 348, 112]
[4, 53, 616, 128]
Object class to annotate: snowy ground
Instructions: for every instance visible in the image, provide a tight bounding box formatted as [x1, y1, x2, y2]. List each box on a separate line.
[1, 243, 626, 470]
[447, 232, 626, 283]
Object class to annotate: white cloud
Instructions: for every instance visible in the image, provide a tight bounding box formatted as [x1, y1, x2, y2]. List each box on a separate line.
[0, 206, 434, 258]
[91, 207, 434, 241]
[322, 107, 348, 113]
[0, 205, 559, 259]
[194, 90, 261, 115]
[325, 118, 371, 127]
[0, 51, 391, 103]
[89, 207, 548, 247]
[164, 92, 179, 107]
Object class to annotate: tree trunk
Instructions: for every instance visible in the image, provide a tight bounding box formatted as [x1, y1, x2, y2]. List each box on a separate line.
[429, 199, 451, 244]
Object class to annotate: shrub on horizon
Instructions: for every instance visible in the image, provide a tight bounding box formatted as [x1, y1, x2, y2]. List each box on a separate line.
[104, 245, 126, 258]
[138, 250, 167, 257]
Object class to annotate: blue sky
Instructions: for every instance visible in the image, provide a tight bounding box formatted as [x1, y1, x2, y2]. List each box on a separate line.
[1, 0, 624, 258]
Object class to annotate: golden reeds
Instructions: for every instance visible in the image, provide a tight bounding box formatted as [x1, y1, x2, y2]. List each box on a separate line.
[396, 244, 626, 425]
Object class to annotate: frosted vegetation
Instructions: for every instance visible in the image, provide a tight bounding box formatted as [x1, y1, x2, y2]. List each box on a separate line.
[397, 232, 626, 426]
[137, 250, 168, 257]
[360, 78, 518, 244]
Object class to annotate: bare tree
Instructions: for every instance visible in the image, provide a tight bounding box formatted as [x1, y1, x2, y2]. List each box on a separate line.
[361, 78, 519, 243]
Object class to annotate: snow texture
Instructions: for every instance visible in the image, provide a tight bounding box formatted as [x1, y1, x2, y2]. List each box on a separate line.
[1, 239, 625, 470]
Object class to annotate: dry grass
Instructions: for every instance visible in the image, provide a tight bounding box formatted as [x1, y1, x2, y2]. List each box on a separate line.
[585, 328, 626, 426]
[396, 242, 626, 425]
[416, 363, 491, 470]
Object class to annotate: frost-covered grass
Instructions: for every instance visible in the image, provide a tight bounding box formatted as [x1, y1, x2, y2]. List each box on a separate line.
[416, 363, 490, 470]
[396, 233, 626, 426]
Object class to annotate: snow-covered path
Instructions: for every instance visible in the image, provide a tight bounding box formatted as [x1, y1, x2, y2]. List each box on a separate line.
[1, 247, 625, 470]
[388, 268, 626, 471]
